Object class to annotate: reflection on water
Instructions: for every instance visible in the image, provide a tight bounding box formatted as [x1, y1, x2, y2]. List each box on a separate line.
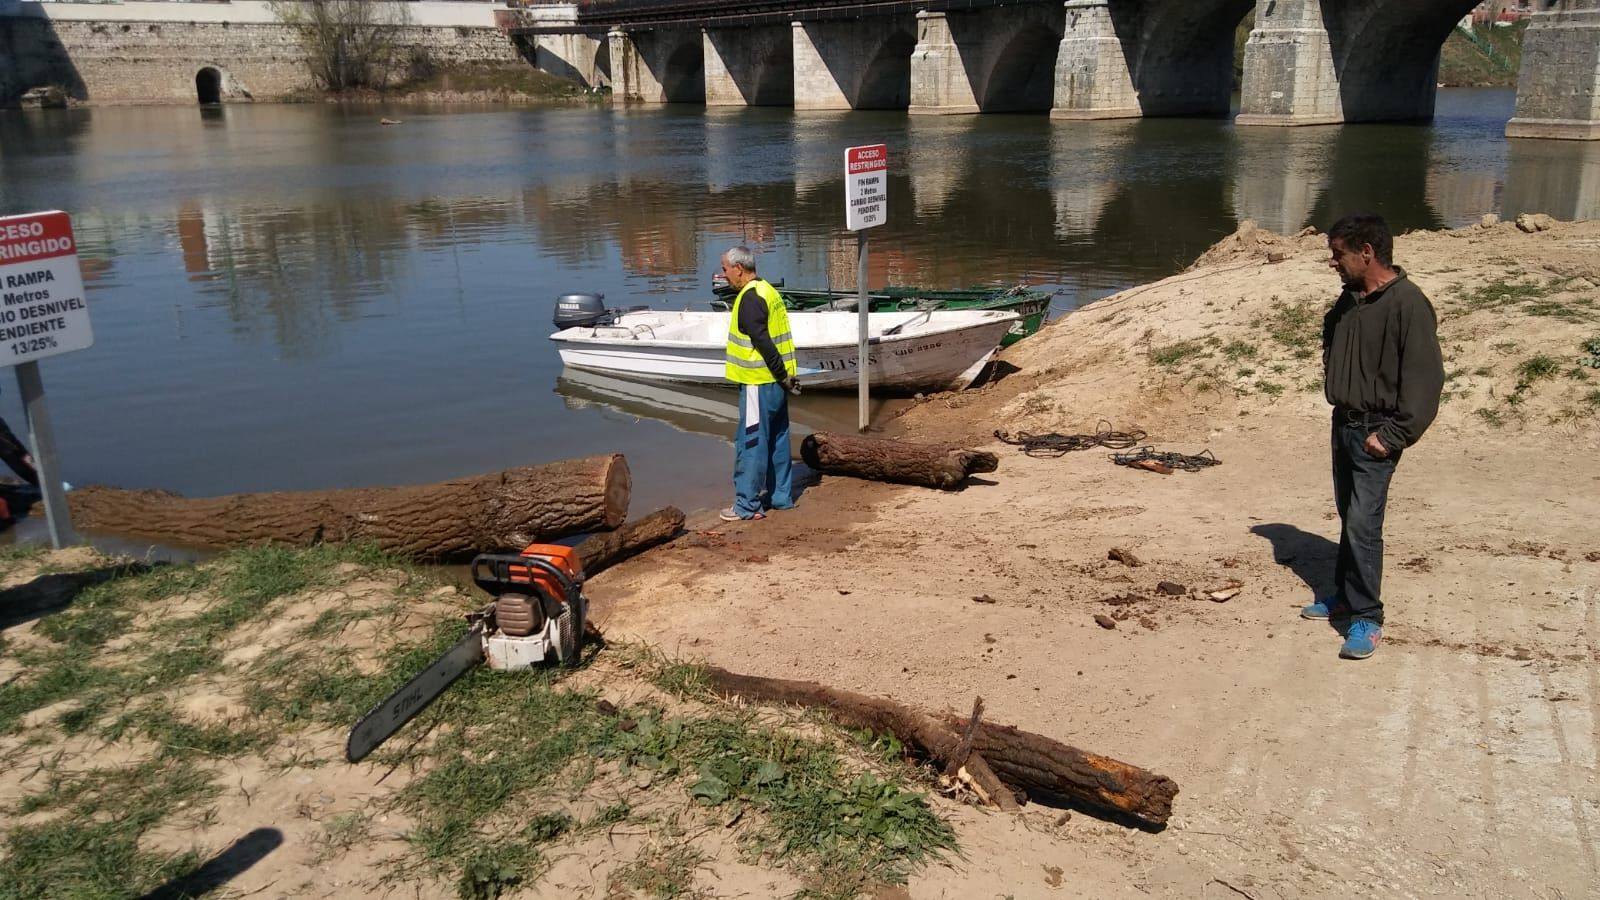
[0, 89, 1593, 516]
[556, 367, 883, 447]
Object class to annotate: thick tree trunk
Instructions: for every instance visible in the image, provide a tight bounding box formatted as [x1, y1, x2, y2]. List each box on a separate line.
[944, 716, 1178, 829]
[575, 506, 685, 577]
[703, 666, 1018, 811]
[67, 455, 630, 561]
[800, 432, 998, 490]
[700, 666, 1178, 826]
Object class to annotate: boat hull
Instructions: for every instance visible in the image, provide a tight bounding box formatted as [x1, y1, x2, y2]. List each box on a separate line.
[552, 311, 1017, 393]
[760, 287, 1050, 347]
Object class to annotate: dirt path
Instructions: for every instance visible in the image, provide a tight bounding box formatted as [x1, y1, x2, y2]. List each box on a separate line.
[592, 219, 1600, 898]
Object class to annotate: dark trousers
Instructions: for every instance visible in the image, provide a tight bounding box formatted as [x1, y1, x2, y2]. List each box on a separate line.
[1331, 416, 1400, 625]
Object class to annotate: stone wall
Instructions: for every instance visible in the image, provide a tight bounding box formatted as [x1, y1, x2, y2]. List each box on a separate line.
[1, 16, 522, 106]
[1506, 0, 1600, 139]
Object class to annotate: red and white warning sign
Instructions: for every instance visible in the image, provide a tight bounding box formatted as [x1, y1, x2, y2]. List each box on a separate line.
[844, 143, 888, 231]
[0, 211, 94, 367]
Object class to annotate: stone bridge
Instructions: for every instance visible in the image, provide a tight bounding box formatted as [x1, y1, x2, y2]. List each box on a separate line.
[514, 0, 1600, 138]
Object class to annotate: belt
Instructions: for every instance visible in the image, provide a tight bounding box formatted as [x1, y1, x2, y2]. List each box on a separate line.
[1335, 407, 1392, 427]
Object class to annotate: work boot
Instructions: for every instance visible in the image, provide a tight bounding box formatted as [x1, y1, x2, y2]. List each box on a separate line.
[1339, 619, 1382, 660]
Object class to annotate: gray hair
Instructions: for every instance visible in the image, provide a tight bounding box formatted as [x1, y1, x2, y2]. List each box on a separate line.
[723, 245, 756, 273]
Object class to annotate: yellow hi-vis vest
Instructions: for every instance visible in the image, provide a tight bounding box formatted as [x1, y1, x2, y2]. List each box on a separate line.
[725, 279, 798, 384]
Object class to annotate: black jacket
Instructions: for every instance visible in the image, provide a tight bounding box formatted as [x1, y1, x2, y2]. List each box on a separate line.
[1322, 269, 1445, 451]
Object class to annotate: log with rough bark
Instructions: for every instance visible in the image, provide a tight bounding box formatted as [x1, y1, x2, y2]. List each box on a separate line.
[943, 716, 1178, 829]
[702, 666, 1178, 826]
[574, 506, 685, 577]
[703, 666, 1018, 811]
[800, 432, 998, 490]
[66, 455, 630, 560]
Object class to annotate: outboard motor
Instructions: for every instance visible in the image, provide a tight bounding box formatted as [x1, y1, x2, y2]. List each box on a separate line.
[553, 292, 612, 329]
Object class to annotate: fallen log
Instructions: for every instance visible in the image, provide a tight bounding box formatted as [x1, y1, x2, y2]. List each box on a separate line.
[799, 432, 998, 490]
[574, 506, 685, 577]
[66, 455, 630, 561]
[701, 666, 1177, 826]
[703, 667, 1018, 811]
[944, 716, 1178, 829]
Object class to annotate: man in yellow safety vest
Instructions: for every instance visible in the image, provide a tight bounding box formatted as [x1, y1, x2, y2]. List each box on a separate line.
[719, 245, 798, 521]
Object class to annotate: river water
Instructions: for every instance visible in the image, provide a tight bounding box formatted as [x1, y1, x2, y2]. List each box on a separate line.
[0, 88, 1595, 536]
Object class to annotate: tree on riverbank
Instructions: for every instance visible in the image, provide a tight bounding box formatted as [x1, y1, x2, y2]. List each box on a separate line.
[272, 0, 414, 91]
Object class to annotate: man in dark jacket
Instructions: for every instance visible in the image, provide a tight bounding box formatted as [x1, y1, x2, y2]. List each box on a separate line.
[1303, 214, 1444, 659]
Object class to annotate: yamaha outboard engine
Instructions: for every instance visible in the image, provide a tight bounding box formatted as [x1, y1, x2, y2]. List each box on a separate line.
[553, 292, 612, 329]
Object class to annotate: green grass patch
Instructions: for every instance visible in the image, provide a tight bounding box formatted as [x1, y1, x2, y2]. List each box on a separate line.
[1517, 355, 1561, 386]
[1221, 340, 1258, 361]
[1457, 277, 1573, 312]
[1476, 407, 1507, 428]
[1, 759, 216, 899]
[0, 543, 46, 577]
[386, 651, 953, 898]
[1149, 341, 1204, 368]
[1439, 21, 1526, 88]
[1265, 300, 1320, 353]
[1256, 381, 1285, 397]
[102, 702, 274, 759]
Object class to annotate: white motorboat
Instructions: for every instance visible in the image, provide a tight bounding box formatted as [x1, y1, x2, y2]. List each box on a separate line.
[549, 304, 1018, 392]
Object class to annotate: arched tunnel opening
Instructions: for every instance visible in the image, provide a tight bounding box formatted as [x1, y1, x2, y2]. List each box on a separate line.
[196, 67, 222, 105]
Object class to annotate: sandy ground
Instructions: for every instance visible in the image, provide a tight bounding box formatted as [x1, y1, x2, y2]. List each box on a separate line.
[3, 219, 1597, 899]
[590, 219, 1600, 898]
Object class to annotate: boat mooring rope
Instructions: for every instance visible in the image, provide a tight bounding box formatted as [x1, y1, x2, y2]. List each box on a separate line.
[994, 421, 1147, 458]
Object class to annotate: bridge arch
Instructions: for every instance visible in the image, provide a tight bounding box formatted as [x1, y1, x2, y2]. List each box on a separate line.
[1321, 0, 1484, 122]
[855, 27, 917, 108]
[657, 36, 705, 103]
[979, 24, 1062, 112]
[1054, 0, 1253, 119]
[1129, 0, 1255, 116]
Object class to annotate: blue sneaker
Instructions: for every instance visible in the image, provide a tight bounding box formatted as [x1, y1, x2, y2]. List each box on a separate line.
[1300, 598, 1344, 620]
[1340, 619, 1382, 659]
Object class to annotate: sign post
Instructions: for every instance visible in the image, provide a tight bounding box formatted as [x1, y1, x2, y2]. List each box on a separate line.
[0, 210, 94, 548]
[844, 143, 887, 431]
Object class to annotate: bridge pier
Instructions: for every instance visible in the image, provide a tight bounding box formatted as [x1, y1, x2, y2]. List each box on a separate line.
[608, 28, 704, 103]
[1235, 0, 1340, 126]
[909, 11, 980, 115]
[792, 16, 917, 110]
[1506, 0, 1600, 141]
[704, 26, 793, 106]
[1051, 1, 1138, 120]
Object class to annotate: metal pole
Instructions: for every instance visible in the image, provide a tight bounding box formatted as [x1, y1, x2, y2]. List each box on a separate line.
[15, 361, 76, 549]
[856, 229, 869, 431]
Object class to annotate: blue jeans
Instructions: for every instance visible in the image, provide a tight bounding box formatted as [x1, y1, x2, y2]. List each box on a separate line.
[732, 382, 794, 518]
[1332, 416, 1402, 625]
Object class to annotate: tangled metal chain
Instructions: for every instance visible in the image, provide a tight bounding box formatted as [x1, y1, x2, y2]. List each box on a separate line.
[994, 421, 1148, 458]
[1110, 446, 1223, 472]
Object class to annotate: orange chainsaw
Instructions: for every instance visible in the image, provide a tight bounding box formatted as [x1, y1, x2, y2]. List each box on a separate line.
[344, 543, 588, 763]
